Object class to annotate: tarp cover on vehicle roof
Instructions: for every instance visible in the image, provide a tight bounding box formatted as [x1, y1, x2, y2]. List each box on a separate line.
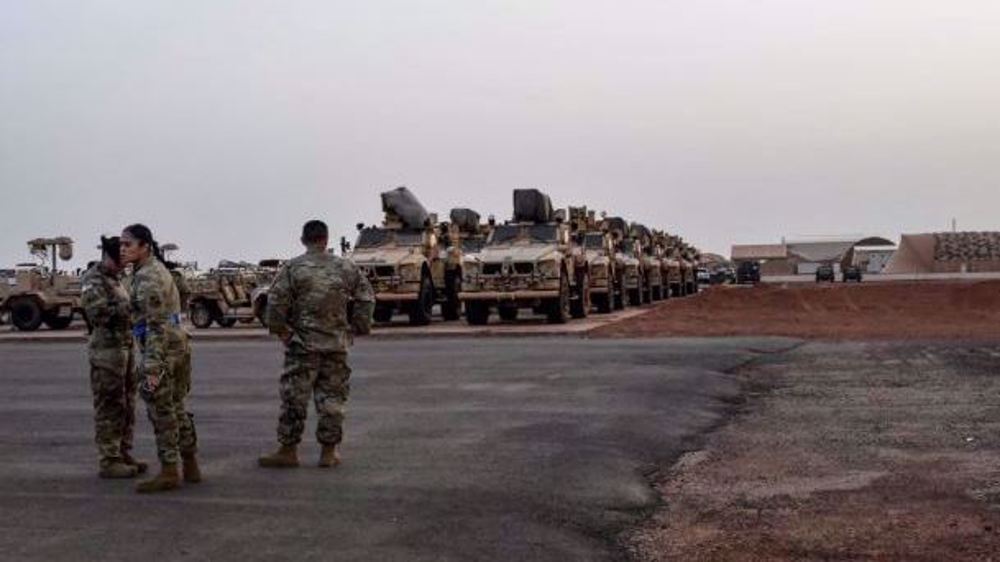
[449, 208, 481, 233]
[381, 187, 430, 229]
[604, 217, 628, 235]
[631, 223, 653, 242]
[513, 189, 553, 223]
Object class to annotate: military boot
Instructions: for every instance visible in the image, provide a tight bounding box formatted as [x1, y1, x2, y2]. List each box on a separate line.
[121, 452, 149, 475]
[182, 452, 202, 483]
[135, 463, 181, 494]
[258, 445, 299, 468]
[99, 459, 139, 479]
[318, 445, 341, 468]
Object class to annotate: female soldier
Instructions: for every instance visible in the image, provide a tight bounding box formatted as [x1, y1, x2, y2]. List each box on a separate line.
[120, 224, 200, 493]
[80, 236, 147, 478]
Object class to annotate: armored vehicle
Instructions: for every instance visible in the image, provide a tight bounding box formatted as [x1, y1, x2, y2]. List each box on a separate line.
[187, 260, 270, 328]
[843, 265, 863, 283]
[1, 237, 81, 331]
[460, 189, 589, 324]
[815, 263, 836, 283]
[631, 224, 664, 302]
[653, 231, 684, 298]
[352, 187, 461, 325]
[680, 244, 699, 295]
[569, 207, 620, 314]
[603, 217, 643, 308]
[736, 261, 761, 284]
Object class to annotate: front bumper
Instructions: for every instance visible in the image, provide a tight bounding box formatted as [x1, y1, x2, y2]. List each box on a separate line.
[459, 290, 559, 301]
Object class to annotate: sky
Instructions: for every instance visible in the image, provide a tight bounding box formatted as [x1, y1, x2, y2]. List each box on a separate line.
[2, 0, 999, 269]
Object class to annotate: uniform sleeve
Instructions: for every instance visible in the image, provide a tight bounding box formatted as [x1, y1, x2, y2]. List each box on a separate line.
[348, 264, 374, 335]
[81, 275, 118, 329]
[136, 273, 170, 375]
[265, 264, 293, 338]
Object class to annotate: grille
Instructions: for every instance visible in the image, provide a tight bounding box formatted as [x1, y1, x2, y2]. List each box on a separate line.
[483, 263, 503, 275]
[374, 266, 396, 277]
[513, 262, 534, 275]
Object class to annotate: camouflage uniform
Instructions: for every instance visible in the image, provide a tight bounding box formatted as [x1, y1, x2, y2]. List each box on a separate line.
[129, 258, 198, 465]
[266, 248, 374, 447]
[80, 264, 137, 466]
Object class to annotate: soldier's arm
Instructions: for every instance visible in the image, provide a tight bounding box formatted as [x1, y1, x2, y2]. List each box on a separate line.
[265, 265, 293, 341]
[80, 276, 119, 328]
[348, 264, 374, 335]
[136, 274, 169, 375]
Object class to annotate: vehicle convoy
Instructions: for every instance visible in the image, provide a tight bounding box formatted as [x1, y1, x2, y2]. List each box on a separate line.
[187, 260, 278, 328]
[351, 187, 462, 325]
[631, 224, 664, 303]
[1, 237, 81, 331]
[602, 216, 643, 309]
[569, 206, 620, 314]
[460, 189, 590, 324]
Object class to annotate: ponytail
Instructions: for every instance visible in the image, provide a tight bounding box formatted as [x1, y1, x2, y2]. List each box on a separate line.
[123, 223, 165, 263]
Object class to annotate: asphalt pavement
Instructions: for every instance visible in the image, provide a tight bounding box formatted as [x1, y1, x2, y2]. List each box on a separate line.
[0, 337, 796, 561]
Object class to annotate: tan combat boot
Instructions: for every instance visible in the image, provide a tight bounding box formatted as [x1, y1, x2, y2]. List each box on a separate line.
[99, 459, 139, 479]
[258, 445, 299, 468]
[318, 445, 341, 468]
[121, 452, 149, 475]
[135, 463, 181, 494]
[182, 452, 202, 483]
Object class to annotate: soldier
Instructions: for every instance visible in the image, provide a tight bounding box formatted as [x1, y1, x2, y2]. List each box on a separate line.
[80, 236, 146, 478]
[259, 220, 374, 468]
[120, 224, 201, 493]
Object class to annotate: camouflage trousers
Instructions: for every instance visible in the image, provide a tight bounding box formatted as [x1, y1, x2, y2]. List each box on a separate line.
[139, 343, 198, 465]
[277, 350, 351, 446]
[88, 346, 137, 465]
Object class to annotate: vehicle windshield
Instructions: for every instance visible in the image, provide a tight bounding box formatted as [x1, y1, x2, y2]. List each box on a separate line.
[488, 225, 560, 245]
[583, 234, 605, 249]
[620, 240, 636, 253]
[355, 228, 423, 249]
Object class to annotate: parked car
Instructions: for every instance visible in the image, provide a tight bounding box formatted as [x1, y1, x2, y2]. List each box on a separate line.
[736, 261, 761, 285]
[842, 266, 863, 283]
[815, 264, 836, 283]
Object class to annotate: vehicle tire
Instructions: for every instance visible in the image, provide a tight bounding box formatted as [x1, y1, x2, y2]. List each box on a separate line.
[465, 301, 490, 325]
[547, 270, 571, 324]
[43, 311, 73, 330]
[373, 305, 394, 323]
[441, 271, 462, 321]
[613, 276, 626, 310]
[189, 301, 214, 329]
[216, 317, 237, 328]
[571, 271, 590, 319]
[642, 277, 653, 304]
[408, 274, 434, 326]
[498, 304, 519, 322]
[628, 277, 642, 307]
[595, 292, 612, 314]
[10, 298, 43, 331]
[254, 295, 269, 325]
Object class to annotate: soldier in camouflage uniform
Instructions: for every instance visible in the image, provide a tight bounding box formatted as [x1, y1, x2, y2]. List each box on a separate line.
[120, 224, 201, 493]
[80, 236, 147, 478]
[259, 220, 374, 468]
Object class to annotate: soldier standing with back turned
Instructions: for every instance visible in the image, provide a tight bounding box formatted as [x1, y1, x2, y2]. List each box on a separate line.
[259, 220, 374, 468]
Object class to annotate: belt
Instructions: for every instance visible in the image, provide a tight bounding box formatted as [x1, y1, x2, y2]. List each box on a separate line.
[132, 314, 181, 341]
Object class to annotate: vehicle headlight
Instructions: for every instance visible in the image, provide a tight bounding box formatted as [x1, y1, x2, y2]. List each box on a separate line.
[399, 264, 421, 281]
[537, 260, 559, 278]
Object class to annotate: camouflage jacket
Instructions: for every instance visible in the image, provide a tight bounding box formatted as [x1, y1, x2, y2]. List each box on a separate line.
[80, 264, 132, 350]
[266, 248, 374, 353]
[129, 258, 186, 374]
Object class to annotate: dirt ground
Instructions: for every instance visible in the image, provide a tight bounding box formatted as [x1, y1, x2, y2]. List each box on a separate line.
[623, 341, 1000, 561]
[593, 281, 1000, 340]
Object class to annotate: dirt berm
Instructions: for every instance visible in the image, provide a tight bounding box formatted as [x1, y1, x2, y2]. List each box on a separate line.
[592, 281, 1000, 340]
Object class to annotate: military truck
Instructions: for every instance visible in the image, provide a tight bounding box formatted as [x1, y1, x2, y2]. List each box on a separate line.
[186, 259, 281, 328]
[352, 187, 462, 325]
[631, 224, 664, 303]
[653, 230, 684, 298]
[1, 237, 81, 331]
[680, 243, 700, 295]
[603, 216, 643, 308]
[569, 206, 620, 314]
[460, 189, 590, 324]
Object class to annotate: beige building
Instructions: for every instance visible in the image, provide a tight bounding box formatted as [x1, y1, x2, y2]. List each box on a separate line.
[731, 237, 895, 276]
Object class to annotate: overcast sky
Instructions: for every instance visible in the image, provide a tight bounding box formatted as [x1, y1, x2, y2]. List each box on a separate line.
[2, 1, 998, 269]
